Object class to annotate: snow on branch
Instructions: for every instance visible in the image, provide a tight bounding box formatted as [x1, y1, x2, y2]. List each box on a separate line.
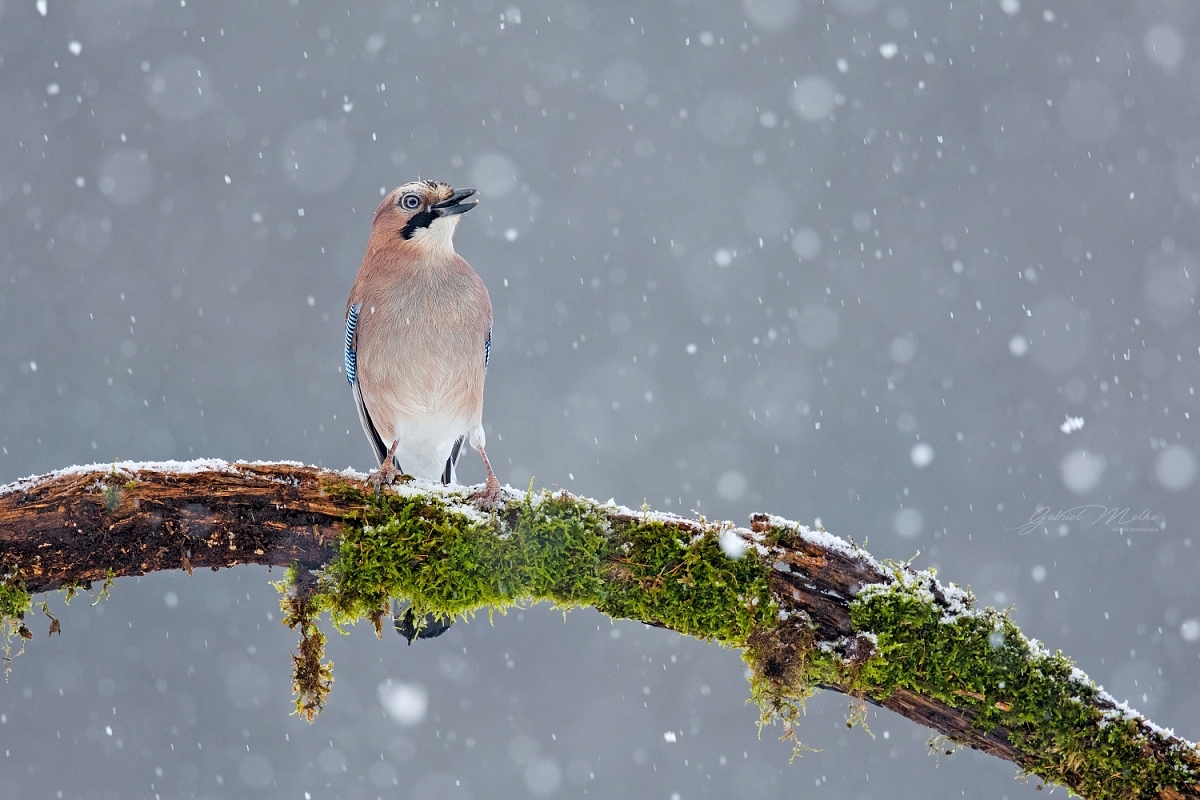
[0, 460, 1197, 799]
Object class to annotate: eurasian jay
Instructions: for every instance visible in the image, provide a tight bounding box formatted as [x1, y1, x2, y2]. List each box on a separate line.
[344, 180, 502, 507]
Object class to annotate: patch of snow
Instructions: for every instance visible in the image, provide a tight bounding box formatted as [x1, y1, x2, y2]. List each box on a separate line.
[718, 528, 751, 559]
[640, 509, 704, 528]
[377, 680, 427, 726]
[1060, 415, 1085, 434]
[1025, 637, 1051, 659]
[938, 582, 974, 621]
[757, 513, 881, 569]
[0, 458, 245, 495]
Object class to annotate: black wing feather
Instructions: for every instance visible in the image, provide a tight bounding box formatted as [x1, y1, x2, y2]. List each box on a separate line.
[347, 303, 392, 467]
[353, 380, 389, 466]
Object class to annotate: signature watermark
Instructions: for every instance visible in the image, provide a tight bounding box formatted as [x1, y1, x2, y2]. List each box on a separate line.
[1011, 505, 1161, 536]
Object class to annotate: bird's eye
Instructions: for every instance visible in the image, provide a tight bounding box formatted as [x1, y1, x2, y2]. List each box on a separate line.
[400, 193, 422, 210]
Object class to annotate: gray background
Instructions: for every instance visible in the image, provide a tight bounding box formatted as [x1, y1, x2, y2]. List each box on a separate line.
[2, 0, 1199, 797]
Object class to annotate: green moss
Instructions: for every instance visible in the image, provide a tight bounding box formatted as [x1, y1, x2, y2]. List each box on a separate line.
[737, 556, 1200, 792]
[598, 519, 776, 643]
[101, 484, 122, 513]
[302, 486, 774, 638]
[0, 580, 31, 623]
[278, 564, 334, 721]
[61, 579, 92, 605]
[308, 488, 610, 625]
[843, 571, 1200, 798]
[743, 612, 878, 755]
[0, 578, 33, 677]
[281, 485, 777, 717]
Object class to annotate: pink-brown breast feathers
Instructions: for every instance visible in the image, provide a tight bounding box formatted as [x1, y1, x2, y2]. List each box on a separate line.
[348, 243, 491, 454]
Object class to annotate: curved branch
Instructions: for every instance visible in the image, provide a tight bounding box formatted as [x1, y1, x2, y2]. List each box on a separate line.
[0, 460, 1196, 799]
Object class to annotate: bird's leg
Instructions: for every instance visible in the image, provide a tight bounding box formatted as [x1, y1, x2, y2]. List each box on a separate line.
[471, 444, 504, 509]
[368, 438, 401, 495]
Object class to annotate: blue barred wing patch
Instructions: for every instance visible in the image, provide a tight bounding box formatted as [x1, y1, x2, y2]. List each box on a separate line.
[484, 324, 492, 371]
[345, 303, 361, 385]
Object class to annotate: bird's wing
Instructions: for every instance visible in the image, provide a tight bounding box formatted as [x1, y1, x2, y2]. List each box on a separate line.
[346, 302, 388, 465]
[484, 324, 492, 371]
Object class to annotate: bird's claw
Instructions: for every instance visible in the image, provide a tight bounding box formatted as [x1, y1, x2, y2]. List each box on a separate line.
[368, 462, 399, 496]
[471, 475, 505, 510]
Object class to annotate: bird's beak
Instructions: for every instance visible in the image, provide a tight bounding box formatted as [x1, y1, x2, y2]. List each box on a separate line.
[431, 188, 478, 217]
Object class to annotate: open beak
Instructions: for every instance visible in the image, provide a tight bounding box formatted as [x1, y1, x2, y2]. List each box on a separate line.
[431, 187, 478, 217]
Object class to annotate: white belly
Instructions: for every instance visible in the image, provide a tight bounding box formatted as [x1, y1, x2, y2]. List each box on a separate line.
[390, 411, 477, 483]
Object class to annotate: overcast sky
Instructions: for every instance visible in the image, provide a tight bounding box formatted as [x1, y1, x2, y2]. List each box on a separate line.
[2, 1, 1199, 798]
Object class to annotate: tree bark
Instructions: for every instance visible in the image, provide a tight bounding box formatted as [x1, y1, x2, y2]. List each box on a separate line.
[0, 461, 341, 592]
[0, 460, 1196, 800]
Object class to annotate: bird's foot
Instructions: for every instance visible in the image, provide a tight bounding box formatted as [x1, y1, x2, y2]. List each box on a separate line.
[471, 474, 505, 510]
[393, 606, 453, 644]
[368, 461, 399, 495]
[369, 439, 407, 496]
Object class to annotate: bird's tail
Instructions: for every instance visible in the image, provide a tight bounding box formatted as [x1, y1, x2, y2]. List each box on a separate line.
[440, 436, 465, 484]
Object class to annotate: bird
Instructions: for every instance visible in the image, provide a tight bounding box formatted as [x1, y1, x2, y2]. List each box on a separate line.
[344, 180, 502, 505]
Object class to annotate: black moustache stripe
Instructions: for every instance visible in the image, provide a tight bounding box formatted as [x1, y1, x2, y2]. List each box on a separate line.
[399, 209, 438, 240]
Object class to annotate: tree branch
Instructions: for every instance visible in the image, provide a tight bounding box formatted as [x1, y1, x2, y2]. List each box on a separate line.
[0, 460, 1196, 799]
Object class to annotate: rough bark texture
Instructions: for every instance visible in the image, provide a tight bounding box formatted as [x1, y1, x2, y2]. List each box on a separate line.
[0, 461, 1196, 799]
[0, 462, 340, 592]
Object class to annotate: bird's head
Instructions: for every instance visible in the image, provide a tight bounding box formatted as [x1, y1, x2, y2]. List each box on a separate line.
[373, 180, 478, 253]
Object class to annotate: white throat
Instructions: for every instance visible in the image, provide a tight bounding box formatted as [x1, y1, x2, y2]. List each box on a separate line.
[409, 215, 461, 255]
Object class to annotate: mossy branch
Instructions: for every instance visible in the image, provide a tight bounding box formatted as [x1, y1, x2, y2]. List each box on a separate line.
[0, 460, 1196, 799]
